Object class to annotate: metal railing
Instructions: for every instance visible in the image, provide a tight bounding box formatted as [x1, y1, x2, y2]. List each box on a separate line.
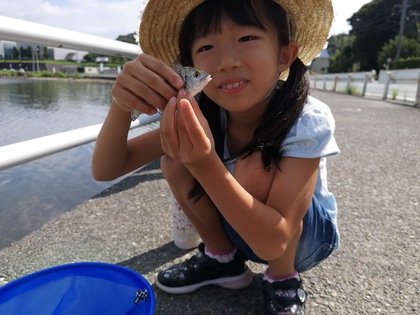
[0, 16, 140, 58]
[0, 115, 159, 171]
[0, 16, 160, 171]
[311, 71, 420, 105]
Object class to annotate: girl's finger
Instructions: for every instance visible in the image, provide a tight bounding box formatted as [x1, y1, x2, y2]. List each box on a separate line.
[115, 54, 184, 113]
[188, 96, 206, 123]
[184, 96, 214, 148]
[138, 54, 184, 91]
[178, 99, 209, 151]
[160, 97, 179, 156]
[131, 55, 184, 105]
[112, 84, 159, 115]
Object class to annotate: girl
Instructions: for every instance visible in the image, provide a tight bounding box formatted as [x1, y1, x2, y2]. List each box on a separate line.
[92, 0, 339, 313]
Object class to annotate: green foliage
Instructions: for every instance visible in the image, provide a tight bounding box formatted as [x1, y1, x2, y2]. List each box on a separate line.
[340, 0, 420, 72]
[83, 32, 136, 65]
[0, 70, 25, 77]
[12, 47, 19, 59]
[378, 36, 420, 69]
[343, 85, 360, 96]
[327, 34, 356, 73]
[43, 47, 49, 59]
[396, 56, 420, 69]
[0, 69, 85, 79]
[116, 33, 137, 44]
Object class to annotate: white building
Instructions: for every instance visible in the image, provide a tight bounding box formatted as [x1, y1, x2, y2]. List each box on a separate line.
[310, 49, 330, 74]
[0, 40, 16, 59]
[0, 40, 87, 61]
[51, 48, 88, 62]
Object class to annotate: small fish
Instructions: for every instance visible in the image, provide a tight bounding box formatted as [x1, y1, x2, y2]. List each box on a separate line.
[131, 65, 212, 121]
[172, 64, 212, 97]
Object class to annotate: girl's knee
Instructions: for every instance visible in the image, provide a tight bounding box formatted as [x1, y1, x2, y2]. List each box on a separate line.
[161, 155, 192, 186]
[161, 155, 181, 182]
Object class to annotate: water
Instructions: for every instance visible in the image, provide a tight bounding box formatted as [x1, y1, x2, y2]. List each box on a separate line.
[0, 78, 147, 249]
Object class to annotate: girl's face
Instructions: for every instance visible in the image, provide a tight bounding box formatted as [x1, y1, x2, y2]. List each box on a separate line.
[191, 17, 296, 115]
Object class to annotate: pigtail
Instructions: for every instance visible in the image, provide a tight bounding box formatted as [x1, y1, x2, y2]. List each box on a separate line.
[187, 59, 309, 201]
[241, 57, 310, 169]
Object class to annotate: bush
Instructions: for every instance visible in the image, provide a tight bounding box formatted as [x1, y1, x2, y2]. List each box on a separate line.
[0, 70, 24, 77]
[0, 70, 86, 79]
[378, 36, 420, 70]
[396, 57, 420, 69]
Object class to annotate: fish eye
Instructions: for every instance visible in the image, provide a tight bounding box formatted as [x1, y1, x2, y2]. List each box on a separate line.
[193, 71, 200, 78]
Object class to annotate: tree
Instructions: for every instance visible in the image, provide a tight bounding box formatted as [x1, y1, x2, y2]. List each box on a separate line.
[116, 33, 137, 45]
[19, 47, 27, 59]
[348, 0, 420, 71]
[378, 35, 420, 68]
[83, 53, 96, 62]
[43, 46, 49, 60]
[327, 34, 355, 73]
[27, 46, 32, 60]
[12, 47, 19, 59]
[82, 33, 136, 64]
[114, 33, 136, 64]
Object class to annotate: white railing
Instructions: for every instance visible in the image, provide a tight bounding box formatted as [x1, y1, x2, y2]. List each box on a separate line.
[0, 16, 159, 171]
[0, 115, 159, 171]
[0, 16, 140, 58]
[311, 70, 420, 105]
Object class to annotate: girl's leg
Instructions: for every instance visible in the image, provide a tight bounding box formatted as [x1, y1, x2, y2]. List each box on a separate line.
[263, 222, 306, 315]
[170, 195, 201, 250]
[157, 155, 254, 294]
[266, 221, 302, 279]
[161, 155, 233, 252]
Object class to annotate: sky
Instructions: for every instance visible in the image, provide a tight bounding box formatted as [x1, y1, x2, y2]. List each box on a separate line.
[0, 0, 373, 40]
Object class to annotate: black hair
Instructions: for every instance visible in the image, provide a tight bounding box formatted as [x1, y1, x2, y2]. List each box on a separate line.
[178, 0, 310, 201]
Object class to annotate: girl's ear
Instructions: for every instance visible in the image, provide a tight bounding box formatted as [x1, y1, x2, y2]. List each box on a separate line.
[277, 41, 299, 73]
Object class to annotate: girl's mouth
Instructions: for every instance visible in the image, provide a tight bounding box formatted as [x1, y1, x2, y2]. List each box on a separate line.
[221, 80, 247, 91]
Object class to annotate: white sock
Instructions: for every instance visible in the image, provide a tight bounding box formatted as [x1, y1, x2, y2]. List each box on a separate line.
[204, 247, 237, 263]
[263, 270, 300, 283]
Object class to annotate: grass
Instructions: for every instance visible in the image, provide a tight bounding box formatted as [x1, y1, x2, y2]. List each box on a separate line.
[340, 85, 360, 96]
[0, 69, 86, 79]
[0, 59, 124, 67]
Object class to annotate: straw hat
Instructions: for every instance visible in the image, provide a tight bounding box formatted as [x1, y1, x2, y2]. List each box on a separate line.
[139, 0, 333, 67]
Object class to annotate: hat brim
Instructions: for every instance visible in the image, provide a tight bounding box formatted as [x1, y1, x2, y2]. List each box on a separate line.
[139, 0, 333, 67]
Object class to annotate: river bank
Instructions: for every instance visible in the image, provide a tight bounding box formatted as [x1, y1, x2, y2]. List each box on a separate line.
[0, 69, 118, 81]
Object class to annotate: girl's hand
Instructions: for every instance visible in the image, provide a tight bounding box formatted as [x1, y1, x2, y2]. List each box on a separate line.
[111, 54, 185, 115]
[160, 94, 215, 167]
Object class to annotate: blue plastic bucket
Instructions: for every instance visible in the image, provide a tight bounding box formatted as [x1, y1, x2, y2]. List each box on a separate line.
[0, 262, 155, 314]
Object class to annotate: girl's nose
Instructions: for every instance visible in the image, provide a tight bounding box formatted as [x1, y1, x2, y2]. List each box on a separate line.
[217, 56, 241, 72]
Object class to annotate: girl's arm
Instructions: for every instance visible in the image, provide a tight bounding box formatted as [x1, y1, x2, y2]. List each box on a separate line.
[161, 96, 319, 261]
[92, 54, 184, 181]
[92, 100, 163, 181]
[190, 154, 319, 261]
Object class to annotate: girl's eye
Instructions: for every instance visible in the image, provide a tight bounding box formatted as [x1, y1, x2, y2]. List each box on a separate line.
[197, 45, 213, 53]
[239, 35, 257, 42]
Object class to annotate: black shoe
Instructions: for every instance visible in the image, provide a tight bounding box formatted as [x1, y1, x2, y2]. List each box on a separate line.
[262, 277, 306, 315]
[156, 243, 253, 294]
